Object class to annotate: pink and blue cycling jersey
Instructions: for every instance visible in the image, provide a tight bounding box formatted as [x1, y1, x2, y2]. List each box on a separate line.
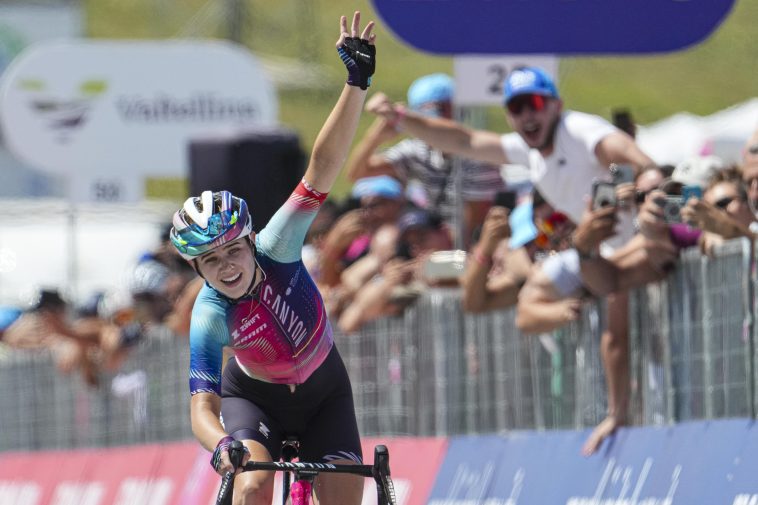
[189, 180, 333, 396]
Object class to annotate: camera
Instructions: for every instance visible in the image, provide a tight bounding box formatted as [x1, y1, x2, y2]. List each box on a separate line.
[423, 250, 466, 282]
[610, 163, 635, 186]
[681, 185, 702, 202]
[656, 196, 684, 224]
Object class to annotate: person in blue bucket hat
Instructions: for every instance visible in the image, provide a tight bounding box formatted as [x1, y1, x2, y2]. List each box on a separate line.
[346, 73, 506, 248]
[407, 73, 454, 113]
[351, 174, 403, 200]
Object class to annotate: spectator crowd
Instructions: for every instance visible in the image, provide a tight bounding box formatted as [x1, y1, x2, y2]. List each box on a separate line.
[1, 66, 757, 455]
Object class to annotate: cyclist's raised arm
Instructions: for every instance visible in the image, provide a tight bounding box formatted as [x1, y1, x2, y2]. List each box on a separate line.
[304, 11, 376, 194]
[365, 92, 509, 166]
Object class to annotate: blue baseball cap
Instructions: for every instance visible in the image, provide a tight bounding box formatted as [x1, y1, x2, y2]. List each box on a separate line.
[407, 73, 454, 110]
[508, 201, 538, 249]
[352, 175, 403, 200]
[503, 66, 559, 104]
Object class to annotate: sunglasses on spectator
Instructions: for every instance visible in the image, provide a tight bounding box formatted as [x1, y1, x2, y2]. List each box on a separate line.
[506, 94, 547, 115]
[714, 196, 736, 209]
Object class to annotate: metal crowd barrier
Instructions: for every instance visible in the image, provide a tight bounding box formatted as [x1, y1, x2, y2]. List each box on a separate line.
[0, 239, 754, 451]
[343, 291, 609, 436]
[0, 331, 192, 452]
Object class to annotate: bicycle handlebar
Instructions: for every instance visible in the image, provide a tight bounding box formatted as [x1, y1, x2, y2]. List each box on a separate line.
[215, 443, 395, 505]
[240, 460, 374, 477]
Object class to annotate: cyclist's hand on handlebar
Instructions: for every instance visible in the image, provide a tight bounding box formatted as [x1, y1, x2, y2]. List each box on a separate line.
[236, 447, 251, 474]
[211, 436, 250, 476]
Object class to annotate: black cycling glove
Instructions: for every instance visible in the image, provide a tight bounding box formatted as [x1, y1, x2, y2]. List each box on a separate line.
[337, 37, 375, 90]
[211, 436, 250, 472]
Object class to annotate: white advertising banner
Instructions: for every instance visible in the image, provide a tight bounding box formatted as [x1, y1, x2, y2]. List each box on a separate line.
[0, 40, 277, 202]
[453, 55, 559, 106]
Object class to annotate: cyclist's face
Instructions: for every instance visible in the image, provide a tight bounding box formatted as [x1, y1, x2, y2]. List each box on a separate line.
[196, 237, 255, 298]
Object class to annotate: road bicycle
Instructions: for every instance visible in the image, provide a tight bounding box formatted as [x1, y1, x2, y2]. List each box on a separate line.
[216, 437, 397, 505]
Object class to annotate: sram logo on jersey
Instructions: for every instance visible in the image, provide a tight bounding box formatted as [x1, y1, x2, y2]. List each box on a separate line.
[261, 285, 308, 346]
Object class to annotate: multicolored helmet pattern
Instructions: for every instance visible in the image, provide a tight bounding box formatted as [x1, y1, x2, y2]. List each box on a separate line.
[170, 190, 253, 260]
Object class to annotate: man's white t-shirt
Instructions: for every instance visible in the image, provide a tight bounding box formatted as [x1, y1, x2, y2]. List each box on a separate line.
[500, 110, 617, 224]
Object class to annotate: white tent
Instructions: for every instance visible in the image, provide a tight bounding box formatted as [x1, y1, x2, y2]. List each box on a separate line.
[637, 98, 758, 165]
[637, 98, 758, 167]
[0, 200, 176, 306]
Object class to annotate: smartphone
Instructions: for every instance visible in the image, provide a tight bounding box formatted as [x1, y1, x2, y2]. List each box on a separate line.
[610, 163, 635, 185]
[591, 180, 617, 209]
[681, 185, 702, 202]
[493, 190, 517, 211]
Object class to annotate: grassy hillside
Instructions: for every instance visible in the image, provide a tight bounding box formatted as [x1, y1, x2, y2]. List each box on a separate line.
[85, 0, 758, 196]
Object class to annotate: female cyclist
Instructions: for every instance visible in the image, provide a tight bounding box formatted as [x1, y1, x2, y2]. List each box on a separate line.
[169, 12, 376, 505]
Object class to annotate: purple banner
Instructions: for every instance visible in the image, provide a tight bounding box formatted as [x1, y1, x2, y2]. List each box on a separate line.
[371, 0, 735, 55]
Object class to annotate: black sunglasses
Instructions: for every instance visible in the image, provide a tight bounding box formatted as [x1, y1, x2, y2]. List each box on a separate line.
[714, 196, 735, 209]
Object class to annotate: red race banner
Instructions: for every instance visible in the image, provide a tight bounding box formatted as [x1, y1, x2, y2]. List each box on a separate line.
[0, 437, 448, 505]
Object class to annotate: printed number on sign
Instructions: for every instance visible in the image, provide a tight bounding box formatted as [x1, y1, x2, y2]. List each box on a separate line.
[487, 64, 508, 96]
[92, 181, 122, 201]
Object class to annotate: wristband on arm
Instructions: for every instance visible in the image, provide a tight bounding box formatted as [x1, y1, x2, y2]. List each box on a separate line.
[387, 104, 407, 130]
[471, 246, 491, 267]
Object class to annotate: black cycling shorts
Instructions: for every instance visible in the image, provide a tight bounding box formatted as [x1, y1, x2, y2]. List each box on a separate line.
[220, 345, 363, 464]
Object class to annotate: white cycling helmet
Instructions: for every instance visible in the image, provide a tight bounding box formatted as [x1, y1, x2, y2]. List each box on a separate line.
[170, 190, 253, 260]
